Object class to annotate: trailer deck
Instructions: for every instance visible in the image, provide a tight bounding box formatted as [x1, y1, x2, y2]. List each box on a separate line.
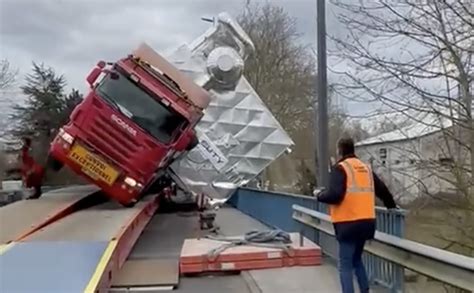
[0, 186, 386, 292]
[114, 206, 341, 292]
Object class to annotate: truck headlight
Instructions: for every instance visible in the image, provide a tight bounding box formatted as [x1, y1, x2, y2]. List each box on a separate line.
[124, 177, 137, 187]
[124, 177, 142, 189]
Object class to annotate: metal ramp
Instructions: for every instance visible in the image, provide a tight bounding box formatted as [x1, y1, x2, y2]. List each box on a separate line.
[0, 186, 366, 293]
[0, 185, 99, 247]
[0, 187, 158, 292]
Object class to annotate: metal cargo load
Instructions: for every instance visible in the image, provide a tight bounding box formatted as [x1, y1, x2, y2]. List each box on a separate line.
[169, 12, 294, 202]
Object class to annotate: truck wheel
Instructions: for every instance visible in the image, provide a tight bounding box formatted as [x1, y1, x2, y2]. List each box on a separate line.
[143, 180, 163, 195]
[46, 156, 63, 171]
[143, 174, 170, 195]
[120, 198, 138, 208]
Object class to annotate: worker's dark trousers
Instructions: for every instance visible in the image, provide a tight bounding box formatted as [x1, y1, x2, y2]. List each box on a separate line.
[338, 239, 369, 293]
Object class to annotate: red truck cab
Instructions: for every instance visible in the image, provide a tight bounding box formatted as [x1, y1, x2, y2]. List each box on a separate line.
[48, 43, 211, 206]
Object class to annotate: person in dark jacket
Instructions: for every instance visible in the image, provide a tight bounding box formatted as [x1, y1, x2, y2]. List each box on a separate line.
[315, 137, 397, 293]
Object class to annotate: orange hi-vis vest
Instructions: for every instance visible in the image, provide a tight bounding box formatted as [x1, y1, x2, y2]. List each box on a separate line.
[330, 157, 376, 223]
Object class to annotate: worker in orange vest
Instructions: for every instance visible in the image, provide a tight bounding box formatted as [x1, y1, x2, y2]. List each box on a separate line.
[20, 137, 45, 199]
[315, 137, 397, 293]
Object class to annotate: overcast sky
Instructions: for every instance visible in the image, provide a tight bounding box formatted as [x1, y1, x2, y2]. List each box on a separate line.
[0, 0, 373, 116]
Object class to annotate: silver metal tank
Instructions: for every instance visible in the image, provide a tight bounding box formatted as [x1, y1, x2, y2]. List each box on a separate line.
[168, 12, 294, 203]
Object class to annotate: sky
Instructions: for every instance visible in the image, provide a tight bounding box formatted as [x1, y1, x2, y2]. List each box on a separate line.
[0, 0, 374, 128]
[0, 0, 321, 89]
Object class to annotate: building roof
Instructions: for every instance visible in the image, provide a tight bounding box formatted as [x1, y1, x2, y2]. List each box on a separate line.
[356, 112, 454, 147]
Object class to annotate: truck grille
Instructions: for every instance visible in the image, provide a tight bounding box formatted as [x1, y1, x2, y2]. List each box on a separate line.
[85, 114, 143, 175]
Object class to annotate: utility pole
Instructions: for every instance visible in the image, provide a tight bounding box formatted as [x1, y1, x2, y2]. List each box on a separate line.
[317, 0, 329, 187]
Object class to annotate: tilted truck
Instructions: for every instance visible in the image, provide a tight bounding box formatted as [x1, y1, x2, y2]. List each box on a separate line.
[48, 44, 211, 207]
[48, 13, 293, 207]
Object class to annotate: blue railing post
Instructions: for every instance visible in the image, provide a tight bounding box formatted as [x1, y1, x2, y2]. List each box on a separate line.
[312, 199, 320, 244]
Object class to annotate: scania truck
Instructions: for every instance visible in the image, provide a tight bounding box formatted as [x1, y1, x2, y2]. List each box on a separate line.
[48, 43, 211, 206]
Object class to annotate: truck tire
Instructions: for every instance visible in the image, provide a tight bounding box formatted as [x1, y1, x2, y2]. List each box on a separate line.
[46, 156, 63, 172]
[143, 176, 168, 195]
[122, 200, 137, 208]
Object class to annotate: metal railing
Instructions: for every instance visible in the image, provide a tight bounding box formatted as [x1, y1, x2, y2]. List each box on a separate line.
[230, 188, 406, 291]
[293, 205, 474, 292]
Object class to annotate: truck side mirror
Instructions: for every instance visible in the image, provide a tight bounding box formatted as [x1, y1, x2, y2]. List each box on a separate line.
[175, 131, 198, 152]
[185, 133, 199, 151]
[86, 61, 106, 87]
[86, 67, 102, 87]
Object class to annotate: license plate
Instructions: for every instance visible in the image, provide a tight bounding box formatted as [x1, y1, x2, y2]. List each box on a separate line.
[68, 144, 119, 186]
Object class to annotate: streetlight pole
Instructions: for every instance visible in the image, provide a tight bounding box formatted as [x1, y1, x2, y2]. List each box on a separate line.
[317, 0, 329, 187]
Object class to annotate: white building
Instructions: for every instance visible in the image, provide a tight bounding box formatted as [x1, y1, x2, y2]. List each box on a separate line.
[355, 112, 470, 204]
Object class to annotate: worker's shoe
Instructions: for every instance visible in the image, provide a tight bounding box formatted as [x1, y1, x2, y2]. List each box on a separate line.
[27, 191, 42, 200]
[26, 186, 42, 199]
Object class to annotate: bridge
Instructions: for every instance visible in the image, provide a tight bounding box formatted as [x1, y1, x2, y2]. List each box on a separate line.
[0, 186, 473, 292]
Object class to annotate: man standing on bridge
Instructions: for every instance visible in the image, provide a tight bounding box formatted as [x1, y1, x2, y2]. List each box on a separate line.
[315, 137, 397, 293]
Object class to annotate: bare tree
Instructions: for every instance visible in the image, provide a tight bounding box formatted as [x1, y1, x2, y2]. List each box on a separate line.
[237, 2, 370, 192]
[238, 2, 317, 134]
[0, 149, 5, 182]
[0, 59, 19, 134]
[330, 0, 473, 256]
[0, 59, 19, 181]
[0, 59, 18, 90]
[237, 2, 318, 192]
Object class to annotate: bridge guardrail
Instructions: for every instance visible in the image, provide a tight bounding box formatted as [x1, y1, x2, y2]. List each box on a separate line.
[230, 188, 406, 291]
[293, 204, 474, 292]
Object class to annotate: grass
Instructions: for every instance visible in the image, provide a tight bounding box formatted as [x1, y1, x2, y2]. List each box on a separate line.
[405, 205, 474, 257]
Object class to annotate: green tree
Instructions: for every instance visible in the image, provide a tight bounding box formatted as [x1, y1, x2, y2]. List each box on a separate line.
[9, 62, 82, 164]
[60, 89, 83, 125]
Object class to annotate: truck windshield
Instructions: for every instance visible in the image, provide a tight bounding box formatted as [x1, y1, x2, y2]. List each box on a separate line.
[95, 70, 188, 144]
